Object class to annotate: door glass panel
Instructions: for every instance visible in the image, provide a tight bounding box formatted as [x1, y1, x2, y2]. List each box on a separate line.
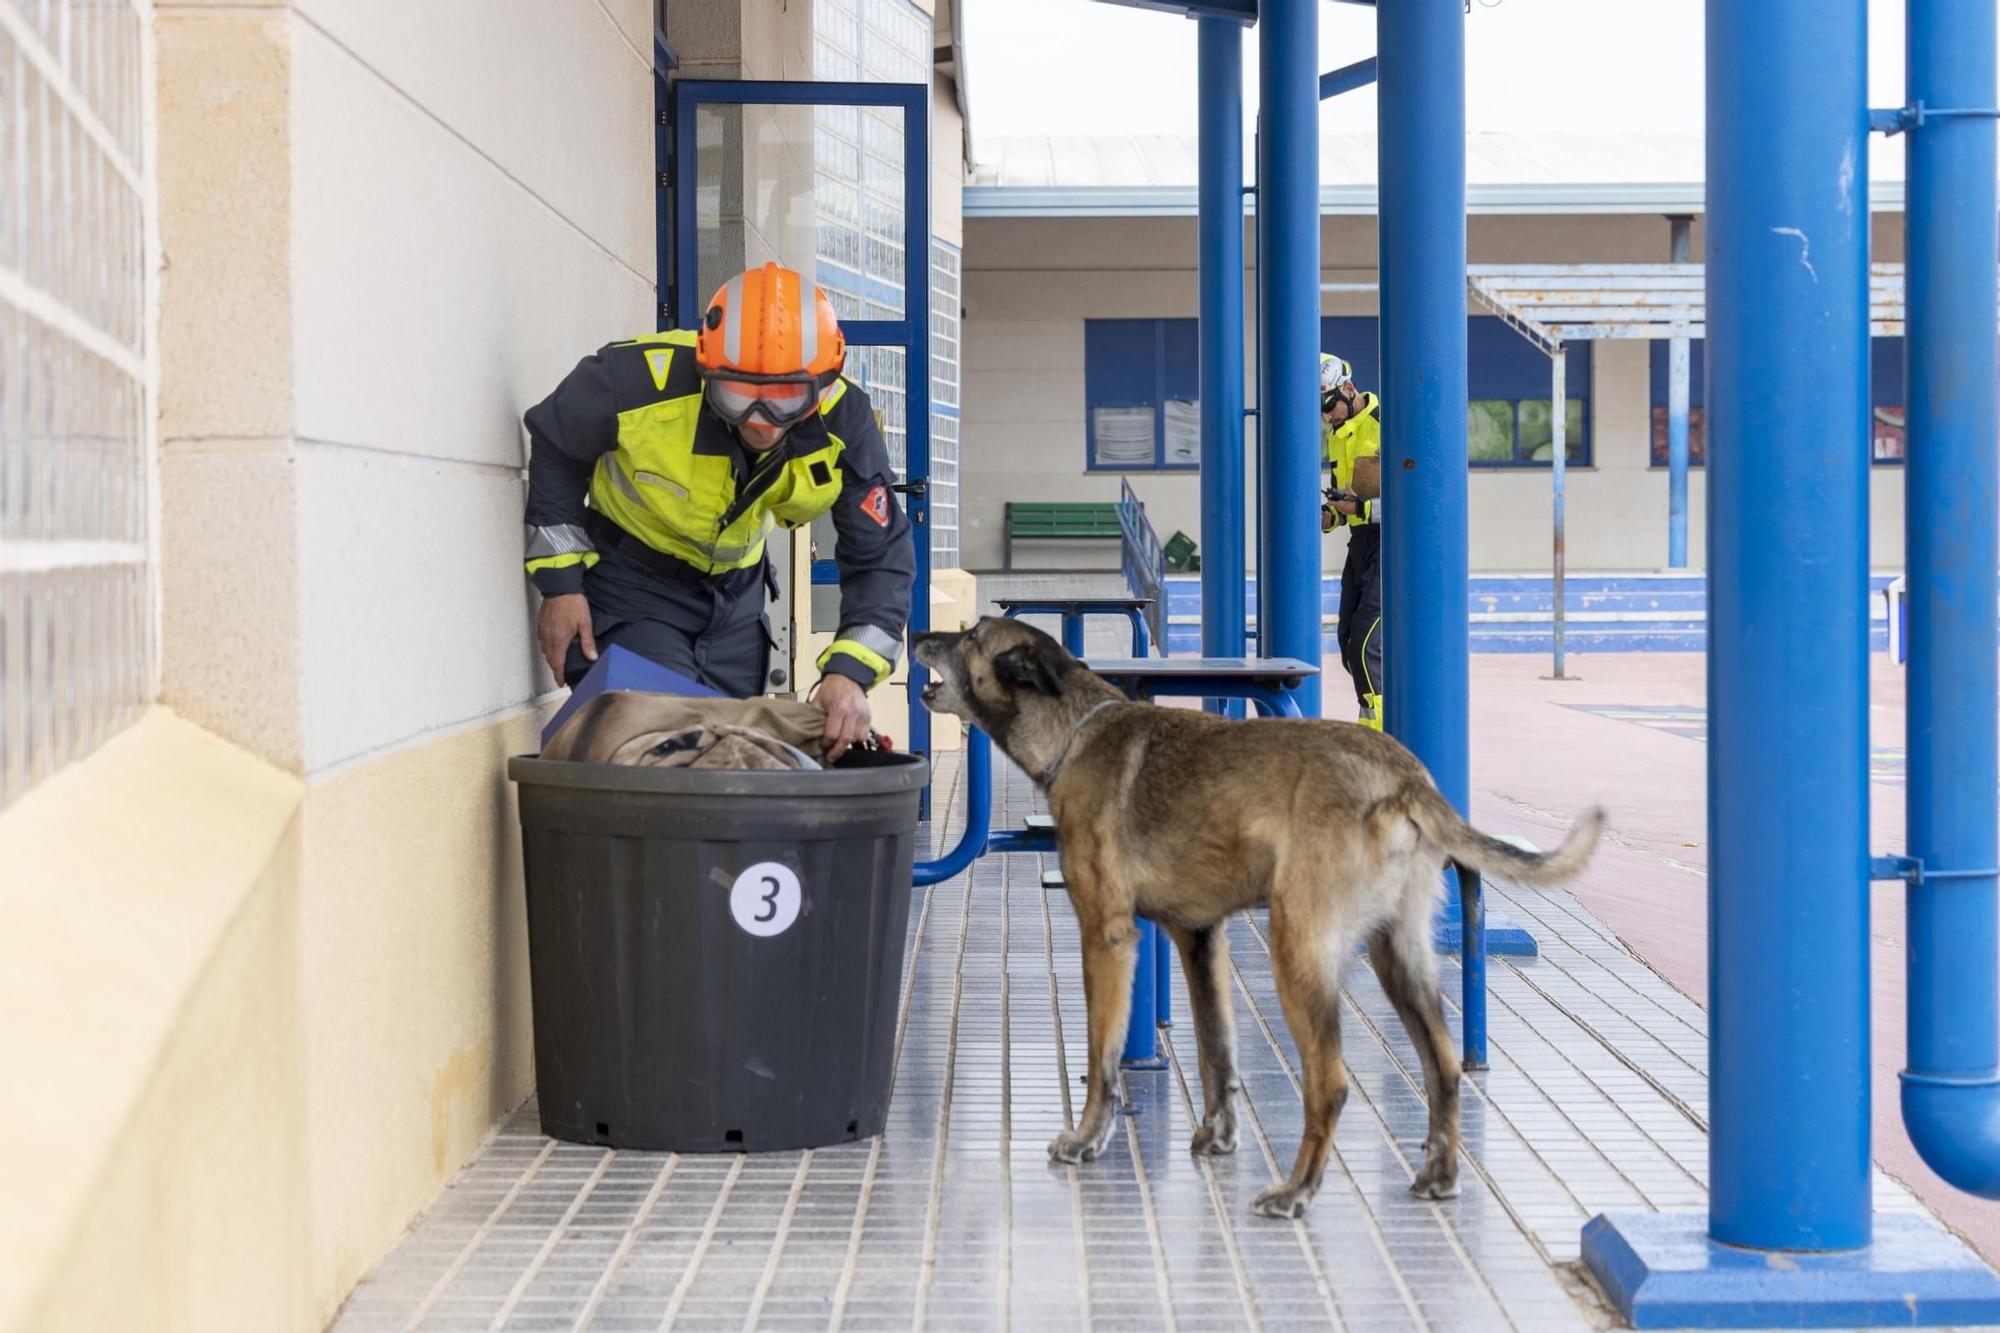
[689, 96, 913, 478]
[693, 101, 821, 303]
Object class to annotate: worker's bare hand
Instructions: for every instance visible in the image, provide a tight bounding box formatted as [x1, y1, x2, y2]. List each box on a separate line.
[1333, 497, 1361, 517]
[538, 593, 597, 686]
[815, 672, 873, 762]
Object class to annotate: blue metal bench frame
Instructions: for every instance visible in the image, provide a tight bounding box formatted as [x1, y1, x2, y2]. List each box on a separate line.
[996, 597, 1153, 659]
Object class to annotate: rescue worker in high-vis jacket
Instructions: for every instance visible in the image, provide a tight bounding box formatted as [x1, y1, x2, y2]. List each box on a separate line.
[523, 262, 914, 760]
[1320, 352, 1385, 730]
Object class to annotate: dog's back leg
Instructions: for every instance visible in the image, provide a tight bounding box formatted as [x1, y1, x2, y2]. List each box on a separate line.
[1167, 923, 1240, 1156]
[1254, 893, 1351, 1219]
[1365, 867, 1463, 1199]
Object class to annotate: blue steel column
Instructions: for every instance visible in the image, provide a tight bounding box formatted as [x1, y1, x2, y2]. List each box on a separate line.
[1900, 0, 2000, 1197]
[1198, 16, 1246, 681]
[1378, 1, 1478, 1062]
[1252, 120, 1266, 653]
[1377, 0, 1468, 807]
[1256, 0, 1321, 719]
[1122, 919, 1161, 1065]
[1666, 216, 1693, 568]
[1706, 0, 1872, 1249]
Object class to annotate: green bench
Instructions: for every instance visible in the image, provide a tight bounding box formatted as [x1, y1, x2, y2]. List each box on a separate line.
[1003, 501, 1123, 571]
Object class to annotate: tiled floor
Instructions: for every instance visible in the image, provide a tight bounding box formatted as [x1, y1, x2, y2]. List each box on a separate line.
[334, 748, 1977, 1332]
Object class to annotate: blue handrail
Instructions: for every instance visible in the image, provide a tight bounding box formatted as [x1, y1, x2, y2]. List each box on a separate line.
[912, 728, 993, 887]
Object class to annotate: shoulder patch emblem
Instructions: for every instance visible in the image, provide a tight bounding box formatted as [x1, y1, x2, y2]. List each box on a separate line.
[860, 485, 891, 528]
[645, 348, 673, 393]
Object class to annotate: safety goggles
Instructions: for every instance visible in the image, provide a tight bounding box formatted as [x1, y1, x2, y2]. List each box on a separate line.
[701, 371, 830, 429]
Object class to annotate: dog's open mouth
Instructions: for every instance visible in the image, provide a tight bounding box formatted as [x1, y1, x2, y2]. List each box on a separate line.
[920, 682, 940, 706]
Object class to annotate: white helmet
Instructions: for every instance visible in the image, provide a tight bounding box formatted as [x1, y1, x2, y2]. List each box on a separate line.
[1319, 353, 1352, 410]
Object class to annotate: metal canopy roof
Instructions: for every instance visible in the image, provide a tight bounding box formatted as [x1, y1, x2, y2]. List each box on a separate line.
[1467, 263, 1918, 353]
[1091, 0, 1374, 19]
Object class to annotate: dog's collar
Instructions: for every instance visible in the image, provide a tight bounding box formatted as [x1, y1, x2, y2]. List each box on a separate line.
[1037, 699, 1121, 786]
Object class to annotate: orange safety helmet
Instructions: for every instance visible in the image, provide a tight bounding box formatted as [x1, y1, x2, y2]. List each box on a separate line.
[694, 262, 847, 428]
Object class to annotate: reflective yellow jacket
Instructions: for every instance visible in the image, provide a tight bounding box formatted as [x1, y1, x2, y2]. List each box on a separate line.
[522, 330, 913, 687]
[1323, 391, 1383, 528]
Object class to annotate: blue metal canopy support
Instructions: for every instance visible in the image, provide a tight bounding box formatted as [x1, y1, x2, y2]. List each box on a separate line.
[1198, 18, 1246, 688]
[1378, 0, 1479, 1060]
[1255, 0, 1322, 722]
[1710, 0, 1875, 1257]
[1581, 0, 2000, 1322]
[1666, 216, 1693, 568]
[1898, 0, 2000, 1204]
[1320, 57, 1378, 102]
[1092, 0, 1256, 20]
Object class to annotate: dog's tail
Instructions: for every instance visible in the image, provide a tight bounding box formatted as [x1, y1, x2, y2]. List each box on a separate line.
[1400, 786, 1605, 888]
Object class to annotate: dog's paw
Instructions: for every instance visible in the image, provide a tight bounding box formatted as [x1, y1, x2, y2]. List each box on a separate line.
[1048, 1128, 1106, 1165]
[1410, 1159, 1460, 1200]
[1251, 1183, 1315, 1220]
[1190, 1118, 1238, 1157]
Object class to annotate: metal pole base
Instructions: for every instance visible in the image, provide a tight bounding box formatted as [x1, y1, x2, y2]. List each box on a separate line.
[1430, 895, 1539, 957]
[1539, 673, 1584, 684]
[1431, 912, 1538, 957]
[1582, 1211, 2000, 1329]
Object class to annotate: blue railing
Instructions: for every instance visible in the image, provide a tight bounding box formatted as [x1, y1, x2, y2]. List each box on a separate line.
[1117, 478, 1167, 653]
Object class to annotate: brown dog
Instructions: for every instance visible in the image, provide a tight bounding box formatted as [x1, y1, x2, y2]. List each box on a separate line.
[912, 617, 1603, 1218]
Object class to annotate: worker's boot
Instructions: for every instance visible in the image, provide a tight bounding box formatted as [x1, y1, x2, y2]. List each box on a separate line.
[1360, 693, 1384, 731]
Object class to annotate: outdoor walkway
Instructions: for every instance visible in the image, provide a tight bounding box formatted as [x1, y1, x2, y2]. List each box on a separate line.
[1459, 648, 2000, 1271]
[332, 734, 1980, 1331]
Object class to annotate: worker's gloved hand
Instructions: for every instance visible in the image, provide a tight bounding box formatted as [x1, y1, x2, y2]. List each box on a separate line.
[814, 672, 873, 762]
[538, 592, 597, 686]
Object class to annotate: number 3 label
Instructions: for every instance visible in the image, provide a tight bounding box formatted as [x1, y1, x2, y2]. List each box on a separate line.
[729, 862, 802, 938]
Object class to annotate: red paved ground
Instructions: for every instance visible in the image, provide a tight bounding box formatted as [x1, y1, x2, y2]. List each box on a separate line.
[1362, 650, 2000, 1266]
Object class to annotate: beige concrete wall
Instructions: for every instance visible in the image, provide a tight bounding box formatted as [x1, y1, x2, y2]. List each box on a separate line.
[933, 76, 965, 250]
[2, 3, 652, 1330]
[0, 705, 545, 1333]
[12, 0, 957, 1318]
[297, 711, 544, 1309]
[961, 211, 1912, 574]
[0, 713, 306, 1333]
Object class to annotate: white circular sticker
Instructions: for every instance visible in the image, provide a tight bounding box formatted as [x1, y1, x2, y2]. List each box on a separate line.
[729, 862, 802, 937]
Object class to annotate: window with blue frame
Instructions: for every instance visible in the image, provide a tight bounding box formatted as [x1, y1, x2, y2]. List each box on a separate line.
[1649, 337, 1907, 465]
[1320, 316, 1591, 466]
[1084, 315, 1592, 471]
[1084, 319, 1201, 470]
[1470, 318, 1590, 465]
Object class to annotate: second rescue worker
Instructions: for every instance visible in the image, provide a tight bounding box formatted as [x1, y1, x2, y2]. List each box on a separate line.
[522, 263, 914, 760]
[1320, 352, 1384, 731]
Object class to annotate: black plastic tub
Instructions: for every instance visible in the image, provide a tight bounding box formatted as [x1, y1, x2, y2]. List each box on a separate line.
[507, 750, 929, 1152]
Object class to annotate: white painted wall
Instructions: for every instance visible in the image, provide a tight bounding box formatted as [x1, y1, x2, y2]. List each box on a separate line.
[285, 1, 656, 773]
[961, 211, 1912, 575]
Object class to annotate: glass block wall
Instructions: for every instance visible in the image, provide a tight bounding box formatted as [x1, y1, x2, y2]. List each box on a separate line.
[0, 1, 152, 808]
[814, 0, 961, 570]
[929, 235, 960, 571]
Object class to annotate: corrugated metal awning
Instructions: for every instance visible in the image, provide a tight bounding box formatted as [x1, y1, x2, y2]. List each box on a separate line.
[1467, 263, 1920, 352]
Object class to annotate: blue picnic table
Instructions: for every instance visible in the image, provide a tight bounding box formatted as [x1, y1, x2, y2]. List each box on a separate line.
[995, 596, 1153, 658]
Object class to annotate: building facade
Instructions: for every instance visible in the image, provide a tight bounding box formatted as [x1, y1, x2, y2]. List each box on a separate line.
[958, 133, 1912, 575]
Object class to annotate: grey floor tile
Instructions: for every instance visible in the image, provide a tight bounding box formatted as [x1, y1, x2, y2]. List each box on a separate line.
[327, 740, 2000, 1333]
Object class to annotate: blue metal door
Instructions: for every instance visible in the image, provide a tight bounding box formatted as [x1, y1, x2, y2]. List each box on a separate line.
[667, 78, 933, 767]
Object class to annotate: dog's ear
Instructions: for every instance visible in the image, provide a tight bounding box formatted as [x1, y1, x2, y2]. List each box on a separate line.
[992, 642, 1063, 697]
